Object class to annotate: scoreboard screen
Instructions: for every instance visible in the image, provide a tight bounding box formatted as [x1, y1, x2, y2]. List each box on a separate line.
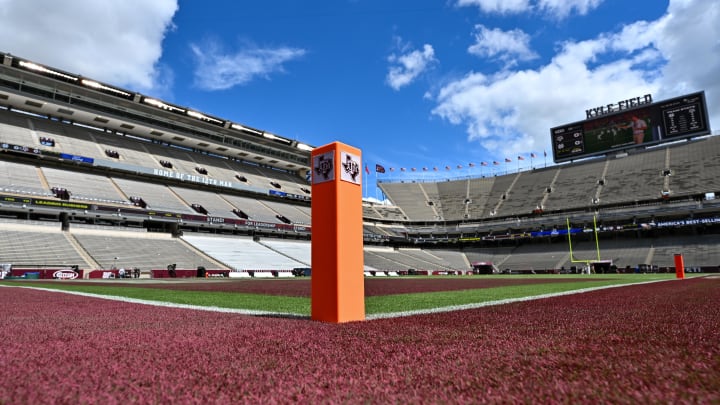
[551, 91, 711, 163]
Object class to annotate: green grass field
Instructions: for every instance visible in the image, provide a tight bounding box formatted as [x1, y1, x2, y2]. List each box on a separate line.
[1, 274, 688, 317]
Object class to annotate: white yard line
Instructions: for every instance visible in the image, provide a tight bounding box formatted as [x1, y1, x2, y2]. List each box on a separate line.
[0, 284, 307, 318]
[0, 277, 681, 321]
[366, 278, 672, 320]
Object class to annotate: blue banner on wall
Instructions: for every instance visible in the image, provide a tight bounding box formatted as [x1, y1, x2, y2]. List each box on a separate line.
[59, 153, 94, 164]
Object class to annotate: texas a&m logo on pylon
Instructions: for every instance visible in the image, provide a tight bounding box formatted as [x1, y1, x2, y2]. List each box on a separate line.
[340, 151, 361, 185]
[312, 151, 334, 184]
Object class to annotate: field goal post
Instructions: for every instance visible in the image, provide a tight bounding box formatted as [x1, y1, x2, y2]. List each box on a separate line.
[566, 216, 602, 273]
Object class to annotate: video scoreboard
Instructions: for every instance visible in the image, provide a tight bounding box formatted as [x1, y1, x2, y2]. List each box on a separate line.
[551, 91, 711, 163]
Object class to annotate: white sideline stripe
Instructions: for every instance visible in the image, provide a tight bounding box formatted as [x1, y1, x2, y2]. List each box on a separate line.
[365, 278, 672, 320]
[1, 278, 675, 321]
[0, 285, 306, 318]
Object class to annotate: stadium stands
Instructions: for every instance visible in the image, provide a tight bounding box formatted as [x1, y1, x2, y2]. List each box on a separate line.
[380, 136, 720, 221]
[181, 234, 305, 270]
[465, 177, 495, 219]
[495, 169, 557, 217]
[667, 137, 720, 197]
[598, 147, 667, 204]
[380, 182, 437, 221]
[70, 226, 224, 270]
[41, 167, 129, 205]
[110, 177, 196, 214]
[0, 160, 52, 197]
[543, 161, 604, 211]
[0, 220, 91, 268]
[260, 239, 312, 266]
[2, 52, 720, 278]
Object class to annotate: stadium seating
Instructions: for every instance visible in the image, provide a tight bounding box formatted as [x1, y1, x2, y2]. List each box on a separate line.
[71, 226, 223, 270]
[380, 182, 438, 221]
[260, 239, 311, 266]
[0, 160, 52, 197]
[0, 220, 91, 268]
[181, 234, 306, 270]
[2, 53, 720, 277]
[543, 161, 604, 211]
[41, 167, 130, 205]
[667, 137, 720, 197]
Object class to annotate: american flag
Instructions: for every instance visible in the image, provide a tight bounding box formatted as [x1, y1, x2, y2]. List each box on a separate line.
[518, 155, 525, 161]
[505, 158, 512, 162]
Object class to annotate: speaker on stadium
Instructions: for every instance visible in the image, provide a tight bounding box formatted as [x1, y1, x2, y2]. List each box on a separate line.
[170, 223, 183, 237]
[60, 212, 70, 231]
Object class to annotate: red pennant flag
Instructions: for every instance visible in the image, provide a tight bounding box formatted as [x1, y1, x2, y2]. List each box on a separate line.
[365, 164, 370, 175]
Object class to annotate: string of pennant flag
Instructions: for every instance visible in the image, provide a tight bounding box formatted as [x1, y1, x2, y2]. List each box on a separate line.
[366, 151, 547, 174]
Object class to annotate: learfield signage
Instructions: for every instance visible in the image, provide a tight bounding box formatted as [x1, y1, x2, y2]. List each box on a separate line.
[53, 269, 79, 280]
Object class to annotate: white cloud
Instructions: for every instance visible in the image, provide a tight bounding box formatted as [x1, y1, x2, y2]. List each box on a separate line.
[537, 0, 604, 19]
[0, 0, 178, 92]
[456, 0, 604, 18]
[386, 42, 437, 91]
[653, 0, 720, 103]
[190, 40, 306, 91]
[455, 0, 531, 14]
[432, 0, 719, 158]
[468, 25, 538, 66]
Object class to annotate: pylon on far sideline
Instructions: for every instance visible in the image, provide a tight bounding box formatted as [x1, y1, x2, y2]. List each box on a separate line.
[674, 253, 685, 279]
[310, 141, 365, 323]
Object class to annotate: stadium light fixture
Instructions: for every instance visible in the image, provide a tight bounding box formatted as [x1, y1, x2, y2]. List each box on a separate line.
[187, 110, 223, 125]
[18, 60, 78, 82]
[262, 132, 277, 140]
[80, 79, 132, 98]
[142, 97, 185, 114]
[231, 123, 262, 136]
[296, 143, 314, 151]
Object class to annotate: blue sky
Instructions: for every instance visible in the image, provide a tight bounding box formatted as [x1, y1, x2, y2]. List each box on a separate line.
[0, 0, 718, 198]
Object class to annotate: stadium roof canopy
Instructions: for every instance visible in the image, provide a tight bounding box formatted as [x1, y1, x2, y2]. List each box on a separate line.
[0, 52, 313, 172]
